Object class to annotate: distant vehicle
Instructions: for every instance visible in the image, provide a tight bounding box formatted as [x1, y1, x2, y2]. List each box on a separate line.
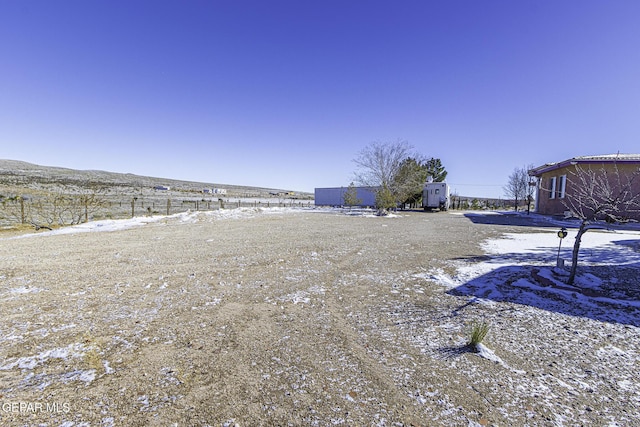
[269, 191, 294, 197]
[422, 180, 450, 211]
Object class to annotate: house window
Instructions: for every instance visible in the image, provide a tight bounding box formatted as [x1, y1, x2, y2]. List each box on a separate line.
[549, 176, 557, 199]
[558, 175, 567, 198]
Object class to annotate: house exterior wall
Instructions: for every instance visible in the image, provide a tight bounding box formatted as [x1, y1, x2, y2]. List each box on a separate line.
[535, 165, 573, 216]
[533, 162, 640, 220]
[314, 187, 377, 207]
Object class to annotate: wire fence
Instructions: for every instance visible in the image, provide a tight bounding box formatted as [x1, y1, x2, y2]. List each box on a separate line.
[1, 193, 528, 229]
[0, 195, 314, 228]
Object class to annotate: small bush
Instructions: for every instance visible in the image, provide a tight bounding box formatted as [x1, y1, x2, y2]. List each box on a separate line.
[468, 321, 490, 349]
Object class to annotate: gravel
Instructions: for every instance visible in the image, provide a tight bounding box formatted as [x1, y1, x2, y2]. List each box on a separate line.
[0, 208, 637, 426]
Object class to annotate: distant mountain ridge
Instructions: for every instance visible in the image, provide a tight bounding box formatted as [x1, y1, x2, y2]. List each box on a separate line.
[0, 159, 309, 198]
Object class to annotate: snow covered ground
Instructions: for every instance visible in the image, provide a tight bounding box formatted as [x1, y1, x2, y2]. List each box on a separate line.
[429, 215, 640, 325]
[3, 206, 398, 241]
[2, 207, 317, 239]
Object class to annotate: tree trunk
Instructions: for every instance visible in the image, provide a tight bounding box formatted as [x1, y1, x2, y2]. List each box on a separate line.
[568, 221, 588, 285]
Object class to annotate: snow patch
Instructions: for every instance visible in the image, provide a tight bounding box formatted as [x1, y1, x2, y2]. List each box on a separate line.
[0, 343, 86, 370]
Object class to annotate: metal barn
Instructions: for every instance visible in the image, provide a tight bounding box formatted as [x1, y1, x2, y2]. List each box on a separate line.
[314, 186, 378, 207]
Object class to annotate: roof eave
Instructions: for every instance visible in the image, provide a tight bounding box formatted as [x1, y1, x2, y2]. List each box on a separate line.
[529, 155, 640, 177]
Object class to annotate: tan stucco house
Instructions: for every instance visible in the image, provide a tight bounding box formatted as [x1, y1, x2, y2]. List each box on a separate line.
[528, 154, 640, 220]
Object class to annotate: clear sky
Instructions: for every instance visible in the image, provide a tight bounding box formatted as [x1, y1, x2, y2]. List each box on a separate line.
[2, 1, 639, 198]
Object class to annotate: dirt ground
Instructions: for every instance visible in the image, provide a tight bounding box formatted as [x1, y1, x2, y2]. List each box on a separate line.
[0, 209, 638, 426]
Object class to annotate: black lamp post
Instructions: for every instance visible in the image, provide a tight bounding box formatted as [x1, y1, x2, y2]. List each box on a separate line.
[556, 227, 568, 267]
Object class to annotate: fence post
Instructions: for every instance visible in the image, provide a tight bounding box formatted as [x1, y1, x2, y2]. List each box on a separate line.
[167, 199, 171, 215]
[20, 196, 25, 224]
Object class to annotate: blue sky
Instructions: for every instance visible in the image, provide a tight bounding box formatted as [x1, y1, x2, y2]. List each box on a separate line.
[2, 1, 639, 198]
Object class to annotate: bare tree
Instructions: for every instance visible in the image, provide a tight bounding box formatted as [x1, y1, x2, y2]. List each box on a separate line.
[353, 140, 421, 212]
[71, 192, 108, 224]
[30, 193, 69, 226]
[9, 191, 107, 227]
[563, 162, 640, 285]
[354, 140, 414, 186]
[504, 165, 534, 211]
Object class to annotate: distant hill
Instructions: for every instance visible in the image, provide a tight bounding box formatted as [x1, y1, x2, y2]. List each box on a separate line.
[0, 159, 311, 199]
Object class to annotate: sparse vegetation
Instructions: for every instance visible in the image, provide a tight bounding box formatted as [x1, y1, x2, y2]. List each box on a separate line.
[468, 321, 490, 350]
[82, 332, 105, 373]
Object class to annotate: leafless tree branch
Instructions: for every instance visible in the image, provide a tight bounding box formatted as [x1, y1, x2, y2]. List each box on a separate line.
[562, 161, 640, 285]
